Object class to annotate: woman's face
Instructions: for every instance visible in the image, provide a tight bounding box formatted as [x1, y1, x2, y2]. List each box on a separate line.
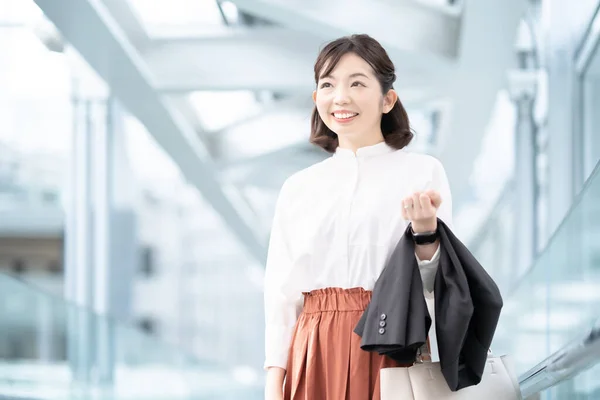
[313, 52, 396, 142]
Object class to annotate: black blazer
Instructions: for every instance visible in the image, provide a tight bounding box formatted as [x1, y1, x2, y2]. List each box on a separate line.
[354, 219, 503, 391]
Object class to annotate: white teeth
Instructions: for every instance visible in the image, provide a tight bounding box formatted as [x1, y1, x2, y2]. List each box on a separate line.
[333, 112, 357, 119]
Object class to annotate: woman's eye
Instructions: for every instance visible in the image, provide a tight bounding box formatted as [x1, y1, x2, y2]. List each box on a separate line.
[351, 81, 364, 87]
[320, 82, 332, 89]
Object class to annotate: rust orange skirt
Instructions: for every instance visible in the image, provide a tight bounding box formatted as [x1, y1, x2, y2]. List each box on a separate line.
[283, 287, 412, 400]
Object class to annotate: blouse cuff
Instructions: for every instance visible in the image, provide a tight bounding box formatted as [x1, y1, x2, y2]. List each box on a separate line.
[415, 244, 441, 265]
[264, 324, 294, 371]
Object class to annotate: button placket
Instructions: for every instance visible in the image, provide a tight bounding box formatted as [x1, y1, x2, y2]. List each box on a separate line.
[341, 157, 360, 283]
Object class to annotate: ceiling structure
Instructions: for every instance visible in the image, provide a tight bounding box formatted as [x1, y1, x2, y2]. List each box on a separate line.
[33, 0, 526, 265]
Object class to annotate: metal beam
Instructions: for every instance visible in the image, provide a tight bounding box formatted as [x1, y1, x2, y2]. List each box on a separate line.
[212, 105, 313, 164]
[101, 0, 214, 142]
[143, 22, 451, 93]
[209, 95, 322, 188]
[144, 26, 317, 93]
[221, 143, 327, 189]
[101, 0, 150, 48]
[229, 0, 461, 63]
[208, 93, 312, 149]
[34, 0, 267, 263]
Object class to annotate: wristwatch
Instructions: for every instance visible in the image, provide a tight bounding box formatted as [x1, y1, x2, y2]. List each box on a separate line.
[410, 226, 439, 245]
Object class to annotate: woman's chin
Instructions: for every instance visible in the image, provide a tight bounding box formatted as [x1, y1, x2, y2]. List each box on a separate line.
[333, 127, 364, 138]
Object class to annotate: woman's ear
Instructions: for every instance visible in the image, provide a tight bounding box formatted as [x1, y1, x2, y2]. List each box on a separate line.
[383, 89, 398, 114]
[312, 90, 317, 104]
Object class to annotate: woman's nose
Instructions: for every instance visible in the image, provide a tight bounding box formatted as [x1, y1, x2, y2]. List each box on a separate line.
[334, 88, 350, 105]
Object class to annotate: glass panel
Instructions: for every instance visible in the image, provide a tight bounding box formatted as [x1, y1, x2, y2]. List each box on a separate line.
[457, 90, 518, 291]
[0, 272, 264, 398]
[0, 6, 72, 296]
[540, 362, 600, 399]
[405, 109, 434, 153]
[469, 185, 517, 293]
[493, 161, 600, 376]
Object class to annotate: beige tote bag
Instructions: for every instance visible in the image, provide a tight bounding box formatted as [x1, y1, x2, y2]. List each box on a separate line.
[380, 350, 523, 400]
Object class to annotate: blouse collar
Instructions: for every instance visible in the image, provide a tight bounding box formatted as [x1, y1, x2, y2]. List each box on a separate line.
[334, 140, 396, 159]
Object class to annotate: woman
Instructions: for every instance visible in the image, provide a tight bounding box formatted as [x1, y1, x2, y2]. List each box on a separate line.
[264, 34, 453, 400]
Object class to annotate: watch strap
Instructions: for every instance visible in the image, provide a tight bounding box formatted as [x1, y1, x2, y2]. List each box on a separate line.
[410, 226, 439, 245]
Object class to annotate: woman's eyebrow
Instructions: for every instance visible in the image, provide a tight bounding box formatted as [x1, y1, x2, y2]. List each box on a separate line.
[320, 72, 370, 80]
[349, 72, 370, 79]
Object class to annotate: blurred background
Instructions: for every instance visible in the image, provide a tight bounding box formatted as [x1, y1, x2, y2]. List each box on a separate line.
[0, 0, 599, 398]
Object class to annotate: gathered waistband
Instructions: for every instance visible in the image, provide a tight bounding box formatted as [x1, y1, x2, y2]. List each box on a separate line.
[301, 287, 372, 313]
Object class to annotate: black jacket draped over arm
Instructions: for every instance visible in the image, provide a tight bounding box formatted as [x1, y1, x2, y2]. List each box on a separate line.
[354, 219, 503, 391]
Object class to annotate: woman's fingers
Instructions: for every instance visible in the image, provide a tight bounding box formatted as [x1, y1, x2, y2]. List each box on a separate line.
[426, 190, 443, 208]
[402, 190, 443, 221]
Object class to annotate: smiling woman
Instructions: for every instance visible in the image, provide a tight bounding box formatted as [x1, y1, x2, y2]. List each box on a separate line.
[309, 34, 414, 153]
[264, 34, 454, 400]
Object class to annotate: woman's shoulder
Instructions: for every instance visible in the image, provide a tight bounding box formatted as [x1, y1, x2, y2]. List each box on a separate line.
[286, 157, 332, 185]
[280, 158, 332, 194]
[393, 149, 444, 170]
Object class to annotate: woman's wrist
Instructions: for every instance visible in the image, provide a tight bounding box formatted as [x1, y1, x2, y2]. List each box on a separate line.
[411, 218, 437, 234]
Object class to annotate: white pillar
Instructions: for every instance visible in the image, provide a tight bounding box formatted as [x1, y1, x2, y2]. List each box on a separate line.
[63, 48, 138, 390]
[91, 97, 114, 386]
[64, 92, 94, 385]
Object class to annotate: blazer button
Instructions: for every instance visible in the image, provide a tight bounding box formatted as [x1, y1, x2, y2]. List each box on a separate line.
[378, 327, 386, 335]
[380, 313, 387, 320]
[379, 320, 386, 327]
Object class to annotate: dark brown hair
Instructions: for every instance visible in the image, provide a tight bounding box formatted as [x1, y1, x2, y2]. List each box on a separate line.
[310, 34, 414, 153]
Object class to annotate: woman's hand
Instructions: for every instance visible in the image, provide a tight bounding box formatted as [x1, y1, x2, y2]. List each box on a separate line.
[401, 189, 442, 233]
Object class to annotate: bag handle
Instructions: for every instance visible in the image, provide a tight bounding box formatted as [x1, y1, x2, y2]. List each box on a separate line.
[415, 337, 433, 363]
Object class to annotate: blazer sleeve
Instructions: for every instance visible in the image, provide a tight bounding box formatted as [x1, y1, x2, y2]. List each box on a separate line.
[263, 180, 303, 370]
[415, 158, 453, 292]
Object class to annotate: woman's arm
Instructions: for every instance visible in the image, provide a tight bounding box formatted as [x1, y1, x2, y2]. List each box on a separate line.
[263, 180, 301, 398]
[411, 211, 441, 261]
[403, 158, 453, 289]
[265, 367, 285, 400]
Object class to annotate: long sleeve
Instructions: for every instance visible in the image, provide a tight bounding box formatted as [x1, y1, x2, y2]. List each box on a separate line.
[415, 158, 453, 292]
[263, 180, 303, 370]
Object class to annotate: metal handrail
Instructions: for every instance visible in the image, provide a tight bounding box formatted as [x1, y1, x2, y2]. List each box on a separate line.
[518, 320, 600, 398]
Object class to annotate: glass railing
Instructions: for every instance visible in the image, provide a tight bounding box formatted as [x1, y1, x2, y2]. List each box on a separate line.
[492, 161, 600, 396]
[0, 273, 264, 399]
[540, 360, 600, 399]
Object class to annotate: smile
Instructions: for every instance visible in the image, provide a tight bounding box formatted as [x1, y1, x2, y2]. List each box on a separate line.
[332, 112, 358, 121]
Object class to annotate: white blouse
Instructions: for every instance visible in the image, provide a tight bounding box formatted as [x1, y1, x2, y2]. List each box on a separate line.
[263, 141, 453, 370]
